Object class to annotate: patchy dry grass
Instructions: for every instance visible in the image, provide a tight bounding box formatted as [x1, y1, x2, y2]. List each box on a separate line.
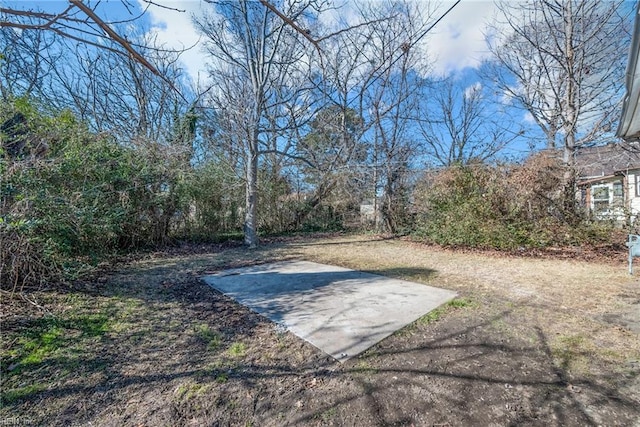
[1, 233, 639, 426]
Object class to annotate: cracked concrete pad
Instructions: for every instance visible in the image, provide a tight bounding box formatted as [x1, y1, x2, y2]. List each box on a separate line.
[202, 260, 456, 362]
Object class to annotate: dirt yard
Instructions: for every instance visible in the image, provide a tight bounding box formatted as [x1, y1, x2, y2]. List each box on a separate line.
[2, 234, 640, 426]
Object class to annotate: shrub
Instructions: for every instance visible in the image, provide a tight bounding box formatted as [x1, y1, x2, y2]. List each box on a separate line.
[177, 160, 243, 241]
[413, 156, 615, 250]
[1, 99, 190, 290]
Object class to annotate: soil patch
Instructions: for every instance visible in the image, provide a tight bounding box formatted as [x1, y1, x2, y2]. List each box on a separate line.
[2, 234, 639, 426]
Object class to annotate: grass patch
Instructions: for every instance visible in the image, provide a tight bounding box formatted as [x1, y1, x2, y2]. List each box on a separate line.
[0, 292, 122, 412]
[195, 361, 235, 383]
[319, 407, 337, 421]
[174, 381, 211, 401]
[227, 342, 246, 358]
[1, 383, 48, 405]
[353, 360, 378, 374]
[68, 313, 111, 337]
[447, 297, 476, 309]
[194, 324, 222, 350]
[17, 323, 64, 366]
[3, 313, 112, 374]
[552, 334, 589, 374]
[417, 297, 476, 326]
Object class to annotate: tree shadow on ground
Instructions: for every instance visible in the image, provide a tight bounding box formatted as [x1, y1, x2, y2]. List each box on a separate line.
[2, 242, 639, 426]
[282, 234, 397, 247]
[9, 293, 637, 426]
[275, 303, 640, 426]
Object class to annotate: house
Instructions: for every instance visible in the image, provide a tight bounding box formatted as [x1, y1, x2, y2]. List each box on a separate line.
[575, 143, 640, 223]
[586, 0, 640, 223]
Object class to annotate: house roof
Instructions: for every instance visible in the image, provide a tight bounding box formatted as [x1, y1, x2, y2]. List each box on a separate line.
[574, 142, 640, 179]
[617, 1, 640, 141]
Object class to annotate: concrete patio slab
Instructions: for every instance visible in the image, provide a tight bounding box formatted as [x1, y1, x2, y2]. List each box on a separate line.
[202, 260, 456, 362]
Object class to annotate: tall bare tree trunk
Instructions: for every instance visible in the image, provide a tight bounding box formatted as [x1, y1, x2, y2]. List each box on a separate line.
[244, 132, 259, 248]
[195, 0, 315, 247]
[563, 0, 578, 220]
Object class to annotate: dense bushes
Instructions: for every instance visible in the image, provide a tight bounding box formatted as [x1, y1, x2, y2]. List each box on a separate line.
[413, 155, 616, 249]
[0, 100, 202, 290]
[177, 160, 243, 241]
[0, 100, 241, 290]
[0, 99, 354, 291]
[0, 98, 625, 291]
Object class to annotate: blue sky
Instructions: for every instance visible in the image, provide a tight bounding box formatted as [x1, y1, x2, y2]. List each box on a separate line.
[2, 1, 502, 80]
[3, 0, 635, 160]
[139, 0, 502, 80]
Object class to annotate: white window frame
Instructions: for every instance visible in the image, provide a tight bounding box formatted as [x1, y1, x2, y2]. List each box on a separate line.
[592, 185, 610, 213]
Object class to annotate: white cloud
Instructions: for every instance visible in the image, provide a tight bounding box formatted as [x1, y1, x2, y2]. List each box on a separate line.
[464, 81, 482, 99]
[523, 111, 536, 124]
[499, 87, 516, 106]
[424, 0, 499, 76]
[316, 0, 498, 77]
[139, 0, 211, 83]
[138, 0, 502, 82]
[317, 0, 361, 30]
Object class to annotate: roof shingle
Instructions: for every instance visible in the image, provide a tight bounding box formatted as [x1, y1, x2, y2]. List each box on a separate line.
[575, 142, 640, 179]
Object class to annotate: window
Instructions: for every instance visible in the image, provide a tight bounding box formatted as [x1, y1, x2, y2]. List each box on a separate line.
[613, 181, 624, 207]
[592, 185, 609, 213]
[613, 181, 624, 199]
[636, 174, 640, 197]
[592, 186, 609, 200]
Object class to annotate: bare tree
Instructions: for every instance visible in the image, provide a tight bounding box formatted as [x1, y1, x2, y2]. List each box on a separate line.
[486, 0, 630, 214]
[361, 1, 436, 233]
[418, 78, 522, 167]
[196, 0, 431, 239]
[0, 22, 62, 101]
[0, 0, 332, 95]
[487, 0, 631, 149]
[278, 4, 379, 229]
[72, 34, 193, 143]
[0, 1, 184, 81]
[195, 0, 320, 247]
[0, 18, 194, 144]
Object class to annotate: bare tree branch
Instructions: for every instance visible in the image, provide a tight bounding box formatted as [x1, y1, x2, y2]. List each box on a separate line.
[140, 0, 186, 13]
[255, 0, 319, 48]
[69, 0, 159, 77]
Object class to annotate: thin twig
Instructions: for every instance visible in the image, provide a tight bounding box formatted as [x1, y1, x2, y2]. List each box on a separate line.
[20, 293, 52, 315]
[69, 0, 159, 76]
[140, 0, 186, 13]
